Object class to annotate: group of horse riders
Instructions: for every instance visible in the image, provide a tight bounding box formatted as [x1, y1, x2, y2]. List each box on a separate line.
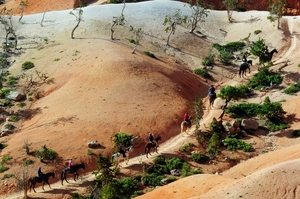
[36, 158, 73, 179]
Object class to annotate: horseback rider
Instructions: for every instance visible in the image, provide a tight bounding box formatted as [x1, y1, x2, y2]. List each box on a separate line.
[36, 166, 44, 181]
[68, 159, 73, 167]
[183, 112, 191, 124]
[242, 55, 247, 62]
[148, 132, 154, 144]
[208, 85, 216, 96]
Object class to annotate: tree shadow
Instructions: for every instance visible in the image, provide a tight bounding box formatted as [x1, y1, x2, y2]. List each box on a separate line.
[17, 107, 42, 120]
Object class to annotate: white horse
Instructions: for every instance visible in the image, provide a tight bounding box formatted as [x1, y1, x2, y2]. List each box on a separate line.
[181, 116, 192, 135]
[112, 145, 134, 166]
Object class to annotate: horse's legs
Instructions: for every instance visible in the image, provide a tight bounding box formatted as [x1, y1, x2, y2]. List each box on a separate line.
[32, 183, 36, 193]
[46, 180, 51, 189]
[74, 172, 77, 181]
[42, 181, 45, 190]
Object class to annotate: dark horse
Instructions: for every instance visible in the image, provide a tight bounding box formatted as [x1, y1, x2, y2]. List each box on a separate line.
[144, 135, 162, 158]
[112, 145, 134, 166]
[259, 49, 278, 64]
[61, 162, 85, 185]
[239, 62, 251, 77]
[209, 92, 217, 107]
[28, 172, 55, 193]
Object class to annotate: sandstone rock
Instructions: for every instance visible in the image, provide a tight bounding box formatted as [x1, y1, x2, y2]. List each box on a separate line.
[7, 91, 25, 101]
[88, 140, 101, 148]
[170, 169, 181, 176]
[241, 119, 259, 130]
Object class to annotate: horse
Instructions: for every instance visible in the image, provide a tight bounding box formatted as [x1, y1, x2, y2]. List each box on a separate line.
[61, 162, 85, 185]
[209, 92, 217, 107]
[112, 145, 134, 166]
[144, 135, 162, 158]
[28, 172, 55, 193]
[259, 48, 278, 63]
[181, 117, 192, 135]
[239, 62, 250, 77]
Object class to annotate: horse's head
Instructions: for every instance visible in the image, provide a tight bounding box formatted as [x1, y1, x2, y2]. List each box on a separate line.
[156, 135, 162, 142]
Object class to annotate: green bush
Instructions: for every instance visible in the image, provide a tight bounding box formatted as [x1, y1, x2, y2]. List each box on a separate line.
[254, 30, 262, 35]
[2, 173, 14, 179]
[180, 162, 190, 177]
[194, 68, 212, 79]
[144, 173, 164, 186]
[218, 50, 233, 65]
[247, 65, 282, 90]
[144, 51, 156, 58]
[292, 130, 300, 138]
[284, 83, 300, 94]
[131, 190, 144, 198]
[191, 152, 209, 164]
[267, 119, 289, 132]
[70, 193, 89, 199]
[154, 155, 166, 165]
[113, 132, 134, 148]
[35, 145, 58, 161]
[207, 132, 221, 158]
[147, 164, 169, 175]
[165, 157, 184, 170]
[22, 61, 35, 70]
[23, 159, 34, 166]
[190, 169, 203, 175]
[202, 53, 215, 66]
[116, 177, 138, 196]
[0, 88, 11, 98]
[1, 154, 12, 164]
[7, 76, 19, 86]
[9, 115, 20, 122]
[223, 137, 254, 152]
[0, 166, 9, 173]
[179, 142, 194, 152]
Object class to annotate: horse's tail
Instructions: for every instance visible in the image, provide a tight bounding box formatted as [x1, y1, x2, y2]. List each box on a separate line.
[61, 170, 64, 181]
[28, 178, 31, 187]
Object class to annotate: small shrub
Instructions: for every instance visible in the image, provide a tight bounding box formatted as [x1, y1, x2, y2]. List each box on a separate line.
[2, 173, 14, 179]
[1, 154, 12, 164]
[87, 149, 95, 156]
[144, 51, 156, 58]
[223, 137, 254, 152]
[147, 164, 169, 175]
[254, 30, 262, 35]
[0, 166, 9, 173]
[9, 115, 20, 122]
[165, 157, 184, 170]
[207, 132, 221, 158]
[22, 61, 35, 70]
[191, 152, 209, 164]
[23, 159, 34, 166]
[7, 76, 19, 86]
[128, 38, 136, 44]
[181, 162, 190, 177]
[194, 68, 212, 79]
[196, 30, 201, 34]
[202, 53, 215, 66]
[284, 83, 300, 94]
[144, 173, 164, 186]
[0, 88, 11, 98]
[154, 155, 166, 165]
[179, 142, 194, 152]
[131, 190, 144, 198]
[190, 169, 203, 175]
[54, 58, 60, 61]
[35, 145, 58, 161]
[17, 102, 26, 107]
[1, 99, 13, 107]
[4, 123, 15, 130]
[292, 130, 300, 138]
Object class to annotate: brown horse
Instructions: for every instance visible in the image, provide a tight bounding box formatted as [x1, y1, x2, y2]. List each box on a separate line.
[144, 135, 162, 158]
[181, 116, 192, 134]
[259, 49, 278, 64]
[209, 93, 217, 107]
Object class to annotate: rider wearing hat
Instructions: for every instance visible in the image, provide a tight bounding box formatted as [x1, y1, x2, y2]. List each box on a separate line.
[208, 85, 216, 96]
[148, 132, 154, 144]
[36, 166, 44, 181]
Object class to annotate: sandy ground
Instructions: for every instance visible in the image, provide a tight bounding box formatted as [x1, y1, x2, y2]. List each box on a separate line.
[0, 0, 299, 199]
